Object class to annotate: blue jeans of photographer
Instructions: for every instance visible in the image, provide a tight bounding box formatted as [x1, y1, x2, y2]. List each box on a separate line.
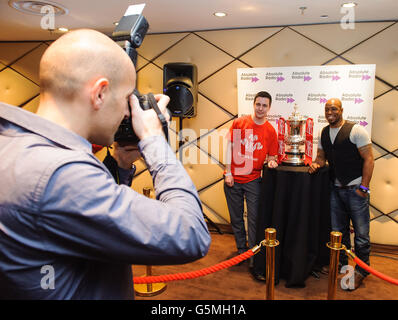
[330, 184, 370, 277]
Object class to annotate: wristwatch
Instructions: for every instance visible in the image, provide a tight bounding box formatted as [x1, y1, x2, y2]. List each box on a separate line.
[358, 185, 370, 194]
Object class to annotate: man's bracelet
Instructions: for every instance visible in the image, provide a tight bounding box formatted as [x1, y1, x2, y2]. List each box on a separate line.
[224, 172, 232, 177]
[359, 185, 370, 194]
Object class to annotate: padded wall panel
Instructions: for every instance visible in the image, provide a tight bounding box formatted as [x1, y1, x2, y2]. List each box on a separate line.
[240, 28, 335, 67]
[202, 204, 229, 225]
[153, 33, 234, 82]
[21, 95, 39, 113]
[0, 42, 41, 66]
[138, 33, 189, 61]
[370, 213, 398, 245]
[290, 22, 393, 55]
[370, 155, 398, 214]
[11, 43, 47, 84]
[199, 180, 230, 223]
[198, 121, 231, 165]
[136, 63, 163, 95]
[372, 90, 398, 152]
[370, 207, 383, 220]
[342, 23, 398, 85]
[178, 143, 224, 191]
[372, 143, 388, 160]
[195, 27, 283, 57]
[136, 55, 150, 71]
[0, 68, 39, 106]
[199, 60, 247, 116]
[182, 94, 231, 143]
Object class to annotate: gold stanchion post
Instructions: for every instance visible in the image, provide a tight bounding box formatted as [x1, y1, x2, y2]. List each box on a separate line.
[327, 231, 342, 300]
[264, 228, 278, 300]
[134, 187, 167, 297]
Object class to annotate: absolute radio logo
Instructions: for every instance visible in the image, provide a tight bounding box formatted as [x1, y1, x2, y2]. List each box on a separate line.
[240, 72, 259, 83]
[319, 70, 341, 81]
[291, 71, 312, 82]
[275, 93, 295, 103]
[266, 72, 284, 82]
[349, 69, 371, 80]
[307, 93, 327, 103]
[341, 93, 364, 104]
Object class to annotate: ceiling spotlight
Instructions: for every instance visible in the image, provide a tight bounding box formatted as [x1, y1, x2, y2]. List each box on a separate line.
[57, 27, 68, 32]
[213, 12, 227, 17]
[341, 2, 357, 8]
[8, 0, 68, 16]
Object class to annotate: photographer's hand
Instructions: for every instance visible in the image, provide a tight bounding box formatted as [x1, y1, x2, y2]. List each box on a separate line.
[130, 94, 170, 140]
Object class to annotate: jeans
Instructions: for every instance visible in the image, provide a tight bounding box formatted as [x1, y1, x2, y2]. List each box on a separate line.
[224, 178, 261, 256]
[330, 185, 370, 277]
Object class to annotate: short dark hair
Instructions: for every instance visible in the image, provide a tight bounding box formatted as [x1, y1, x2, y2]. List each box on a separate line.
[254, 91, 272, 105]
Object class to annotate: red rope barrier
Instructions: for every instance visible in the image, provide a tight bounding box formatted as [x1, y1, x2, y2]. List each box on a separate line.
[133, 249, 254, 284]
[353, 256, 398, 286]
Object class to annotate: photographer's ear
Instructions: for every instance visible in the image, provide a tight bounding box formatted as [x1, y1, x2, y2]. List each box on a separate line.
[91, 78, 110, 110]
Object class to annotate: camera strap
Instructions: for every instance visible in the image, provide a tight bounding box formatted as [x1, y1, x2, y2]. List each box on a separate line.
[146, 93, 169, 142]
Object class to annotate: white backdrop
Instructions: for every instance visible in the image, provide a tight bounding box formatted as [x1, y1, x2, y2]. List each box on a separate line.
[237, 64, 376, 158]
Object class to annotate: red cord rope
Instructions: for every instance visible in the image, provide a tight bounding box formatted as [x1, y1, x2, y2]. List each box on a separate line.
[353, 256, 398, 286]
[133, 249, 254, 284]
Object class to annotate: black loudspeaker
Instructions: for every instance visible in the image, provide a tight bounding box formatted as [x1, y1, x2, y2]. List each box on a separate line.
[163, 62, 198, 118]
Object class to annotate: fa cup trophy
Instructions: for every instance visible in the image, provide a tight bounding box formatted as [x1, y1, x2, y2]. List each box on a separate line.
[277, 104, 313, 166]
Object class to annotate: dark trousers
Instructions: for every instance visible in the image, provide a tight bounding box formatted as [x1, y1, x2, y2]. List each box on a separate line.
[331, 185, 371, 277]
[224, 178, 261, 254]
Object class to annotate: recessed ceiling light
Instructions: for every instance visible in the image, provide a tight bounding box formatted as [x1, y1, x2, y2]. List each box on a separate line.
[341, 2, 357, 8]
[213, 12, 227, 17]
[320, 15, 329, 19]
[8, 0, 68, 16]
[57, 27, 68, 32]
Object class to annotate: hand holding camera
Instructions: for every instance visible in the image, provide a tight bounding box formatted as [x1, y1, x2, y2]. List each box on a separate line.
[130, 93, 170, 141]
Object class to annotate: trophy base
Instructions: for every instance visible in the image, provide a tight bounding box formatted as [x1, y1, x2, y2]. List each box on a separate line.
[282, 152, 305, 166]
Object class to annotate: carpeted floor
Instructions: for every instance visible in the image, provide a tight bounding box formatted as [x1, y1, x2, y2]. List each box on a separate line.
[133, 232, 398, 300]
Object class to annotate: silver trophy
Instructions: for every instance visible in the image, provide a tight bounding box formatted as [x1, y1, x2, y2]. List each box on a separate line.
[283, 104, 306, 166]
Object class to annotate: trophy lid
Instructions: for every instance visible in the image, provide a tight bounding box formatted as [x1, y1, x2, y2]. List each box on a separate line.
[288, 104, 305, 121]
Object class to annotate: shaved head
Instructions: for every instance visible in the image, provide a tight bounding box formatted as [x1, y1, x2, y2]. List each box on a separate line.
[326, 98, 342, 109]
[325, 98, 343, 128]
[40, 29, 134, 100]
[37, 29, 136, 146]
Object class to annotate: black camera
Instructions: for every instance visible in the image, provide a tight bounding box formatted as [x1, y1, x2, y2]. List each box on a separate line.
[114, 90, 158, 144]
[111, 10, 168, 145]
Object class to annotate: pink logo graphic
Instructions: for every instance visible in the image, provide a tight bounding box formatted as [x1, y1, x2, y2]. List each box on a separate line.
[251, 76, 259, 83]
[355, 98, 364, 104]
[303, 76, 312, 82]
[362, 75, 371, 80]
[359, 120, 368, 127]
[320, 98, 327, 104]
[332, 75, 341, 81]
[276, 76, 285, 82]
[287, 98, 295, 103]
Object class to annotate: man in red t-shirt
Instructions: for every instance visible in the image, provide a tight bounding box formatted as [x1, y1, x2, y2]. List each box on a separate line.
[224, 91, 278, 279]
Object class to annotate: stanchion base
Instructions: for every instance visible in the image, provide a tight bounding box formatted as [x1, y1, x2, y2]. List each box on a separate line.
[134, 283, 167, 297]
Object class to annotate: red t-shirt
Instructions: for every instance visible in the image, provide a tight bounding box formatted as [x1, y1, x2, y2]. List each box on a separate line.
[227, 115, 278, 183]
